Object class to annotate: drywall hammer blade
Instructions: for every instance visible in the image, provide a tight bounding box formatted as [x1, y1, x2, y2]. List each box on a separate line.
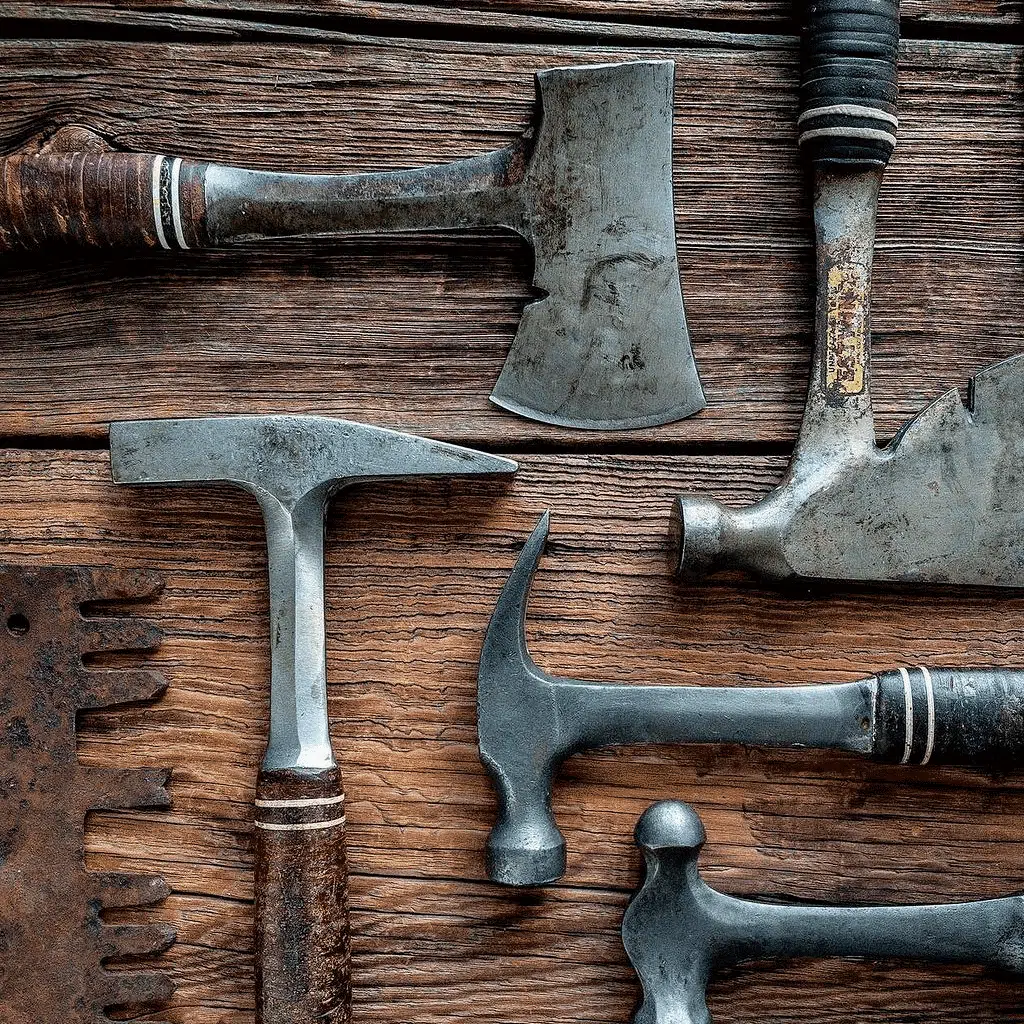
[478, 513, 1024, 886]
[110, 414, 516, 1024]
[670, 0, 1024, 588]
[0, 61, 704, 431]
[623, 801, 1024, 1024]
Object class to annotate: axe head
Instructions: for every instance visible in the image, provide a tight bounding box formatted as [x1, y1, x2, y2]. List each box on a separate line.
[490, 60, 705, 430]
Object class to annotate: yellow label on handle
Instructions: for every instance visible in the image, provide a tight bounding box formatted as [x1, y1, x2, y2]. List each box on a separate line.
[826, 263, 868, 395]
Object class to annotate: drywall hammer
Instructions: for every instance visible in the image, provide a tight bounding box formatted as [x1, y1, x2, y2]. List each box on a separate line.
[109, 414, 516, 1024]
[478, 514, 1024, 886]
[623, 801, 1024, 1024]
[0, 60, 703, 431]
[670, 0, 1024, 587]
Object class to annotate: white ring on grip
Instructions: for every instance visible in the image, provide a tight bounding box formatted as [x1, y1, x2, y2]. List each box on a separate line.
[797, 104, 899, 129]
[254, 816, 345, 832]
[798, 126, 898, 148]
[169, 157, 189, 250]
[255, 795, 345, 809]
[151, 156, 171, 250]
[899, 667, 914, 765]
[920, 666, 936, 766]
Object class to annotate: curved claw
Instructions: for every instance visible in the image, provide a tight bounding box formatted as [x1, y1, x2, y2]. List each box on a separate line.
[479, 511, 550, 682]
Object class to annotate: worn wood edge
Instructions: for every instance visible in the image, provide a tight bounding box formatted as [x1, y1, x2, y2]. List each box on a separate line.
[0, 0, 1016, 42]
[0, 3, 792, 50]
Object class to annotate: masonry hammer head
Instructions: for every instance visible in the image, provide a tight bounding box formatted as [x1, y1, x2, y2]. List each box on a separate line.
[111, 414, 517, 776]
[111, 414, 516, 1024]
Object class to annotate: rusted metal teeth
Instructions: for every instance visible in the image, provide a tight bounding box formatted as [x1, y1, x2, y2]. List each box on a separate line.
[79, 617, 163, 656]
[77, 566, 165, 603]
[99, 922, 178, 960]
[89, 871, 171, 910]
[0, 565, 174, 1022]
[80, 667, 167, 708]
[94, 969, 176, 1011]
[85, 766, 172, 811]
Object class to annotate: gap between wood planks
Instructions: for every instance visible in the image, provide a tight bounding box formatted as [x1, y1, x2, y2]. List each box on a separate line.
[0, 1, 1018, 49]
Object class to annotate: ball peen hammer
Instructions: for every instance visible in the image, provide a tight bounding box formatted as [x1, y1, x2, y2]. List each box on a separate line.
[479, 514, 1024, 887]
[623, 801, 1024, 1024]
[110, 414, 516, 1024]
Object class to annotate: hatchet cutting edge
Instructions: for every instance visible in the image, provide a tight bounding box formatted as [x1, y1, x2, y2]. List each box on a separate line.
[0, 61, 704, 431]
[478, 514, 1024, 887]
[671, 0, 1024, 587]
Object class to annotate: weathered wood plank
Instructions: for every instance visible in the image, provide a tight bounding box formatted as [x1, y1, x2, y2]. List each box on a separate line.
[2, 449, 1023, 1021]
[2, 0, 1018, 34]
[0, 36, 1019, 446]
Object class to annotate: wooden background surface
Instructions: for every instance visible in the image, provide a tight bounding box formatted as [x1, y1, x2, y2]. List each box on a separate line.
[0, 2, 1022, 1022]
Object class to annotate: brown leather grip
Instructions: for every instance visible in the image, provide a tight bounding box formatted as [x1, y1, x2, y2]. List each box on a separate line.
[0, 152, 208, 252]
[254, 765, 351, 1024]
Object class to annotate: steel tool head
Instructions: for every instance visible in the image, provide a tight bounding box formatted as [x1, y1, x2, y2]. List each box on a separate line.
[112, 414, 516, 775]
[478, 511, 571, 886]
[110, 415, 516, 500]
[623, 800, 1024, 1024]
[491, 60, 705, 429]
[671, 355, 1024, 587]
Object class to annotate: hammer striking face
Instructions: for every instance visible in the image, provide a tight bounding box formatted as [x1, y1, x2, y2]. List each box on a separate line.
[623, 802, 1024, 1024]
[0, 61, 704, 431]
[111, 414, 516, 1024]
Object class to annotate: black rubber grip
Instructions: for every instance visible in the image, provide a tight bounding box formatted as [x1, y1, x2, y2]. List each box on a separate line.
[800, 0, 900, 170]
[872, 669, 1024, 769]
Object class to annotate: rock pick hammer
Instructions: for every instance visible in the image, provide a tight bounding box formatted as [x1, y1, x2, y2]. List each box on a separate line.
[110, 415, 516, 1024]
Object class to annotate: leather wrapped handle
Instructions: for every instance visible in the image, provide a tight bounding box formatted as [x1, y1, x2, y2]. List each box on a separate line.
[254, 766, 351, 1024]
[0, 152, 208, 252]
[872, 669, 1024, 769]
[799, 0, 900, 170]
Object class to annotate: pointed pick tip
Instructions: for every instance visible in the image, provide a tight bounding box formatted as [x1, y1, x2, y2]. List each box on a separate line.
[517, 512, 551, 577]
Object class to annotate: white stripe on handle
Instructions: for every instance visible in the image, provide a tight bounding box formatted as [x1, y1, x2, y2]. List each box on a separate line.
[797, 104, 899, 129]
[254, 816, 346, 833]
[169, 157, 189, 250]
[151, 156, 171, 250]
[898, 666, 914, 765]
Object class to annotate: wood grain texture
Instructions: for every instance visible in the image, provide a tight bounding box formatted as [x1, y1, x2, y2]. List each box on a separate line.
[1, 7, 1023, 1024]
[0, 36, 1018, 446]
[2, 0, 1018, 32]
[1, 449, 1023, 1022]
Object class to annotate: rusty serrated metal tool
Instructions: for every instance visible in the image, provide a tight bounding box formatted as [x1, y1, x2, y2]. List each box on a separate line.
[0, 565, 175, 1024]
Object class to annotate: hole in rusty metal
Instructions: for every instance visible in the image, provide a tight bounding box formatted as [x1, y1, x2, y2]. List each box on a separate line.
[6, 613, 29, 636]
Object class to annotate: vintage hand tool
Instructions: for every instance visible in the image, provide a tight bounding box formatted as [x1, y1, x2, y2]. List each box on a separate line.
[0, 61, 704, 431]
[0, 565, 174, 1024]
[670, 0, 1024, 586]
[479, 513, 1024, 886]
[623, 800, 1024, 1024]
[110, 414, 515, 1024]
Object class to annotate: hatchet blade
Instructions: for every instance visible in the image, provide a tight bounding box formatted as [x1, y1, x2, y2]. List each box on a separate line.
[490, 60, 705, 430]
